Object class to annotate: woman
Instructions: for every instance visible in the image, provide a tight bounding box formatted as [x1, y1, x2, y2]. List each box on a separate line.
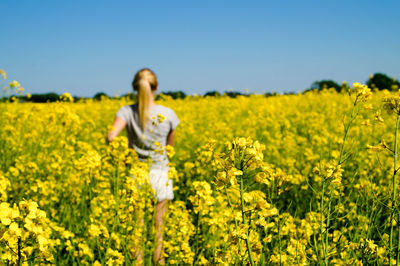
[107, 68, 179, 264]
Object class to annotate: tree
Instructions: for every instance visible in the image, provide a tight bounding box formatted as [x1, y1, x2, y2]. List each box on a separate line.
[120, 92, 136, 100]
[265, 92, 278, 97]
[367, 73, 400, 91]
[93, 92, 109, 101]
[307, 80, 341, 92]
[224, 91, 243, 98]
[29, 93, 60, 102]
[157, 91, 187, 100]
[204, 91, 221, 97]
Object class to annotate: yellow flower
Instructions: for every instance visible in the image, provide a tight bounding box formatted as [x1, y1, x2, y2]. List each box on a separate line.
[237, 137, 247, 147]
[157, 113, 166, 123]
[9, 222, 22, 236]
[0, 202, 12, 225]
[353, 82, 372, 101]
[61, 92, 74, 102]
[383, 94, 400, 115]
[9, 80, 20, 88]
[88, 224, 102, 237]
[165, 145, 175, 157]
[366, 139, 389, 152]
[0, 69, 6, 79]
[365, 239, 377, 253]
[361, 119, 371, 126]
[374, 110, 384, 122]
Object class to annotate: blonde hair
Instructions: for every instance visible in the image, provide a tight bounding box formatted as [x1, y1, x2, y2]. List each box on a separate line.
[132, 68, 158, 130]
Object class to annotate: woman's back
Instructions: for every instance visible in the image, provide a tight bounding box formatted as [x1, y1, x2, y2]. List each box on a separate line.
[116, 103, 179, 168]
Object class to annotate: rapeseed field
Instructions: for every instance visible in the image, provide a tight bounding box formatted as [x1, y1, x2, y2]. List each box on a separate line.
[2, 73, 400, 265]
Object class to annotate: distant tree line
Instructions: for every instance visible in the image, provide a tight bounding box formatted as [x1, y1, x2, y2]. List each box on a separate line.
[303, 73, 400, 93]
[3, 73, 399, 102]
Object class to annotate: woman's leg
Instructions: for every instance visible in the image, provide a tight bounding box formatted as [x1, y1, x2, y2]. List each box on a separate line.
[154, 199, 168, 264]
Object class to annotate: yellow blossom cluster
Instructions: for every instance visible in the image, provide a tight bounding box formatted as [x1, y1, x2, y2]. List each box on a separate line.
[0, 199, 60, 264]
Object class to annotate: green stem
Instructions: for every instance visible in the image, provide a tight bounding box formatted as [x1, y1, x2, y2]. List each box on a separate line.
[320, 182, 327, 264]
[278, 213, 282, 266]
[271, 178, 281, 266]
[225, 188, 243, 258]
[397, 210, 400, 265]
[17, 237, 21, 266]
[338, 97, 357, 165]
[390, 114, 400, 265]
[193, 210, 202, 265]
[240, 175, 254, 266]
[193, 194, 203, 265]
[325, 189, 333, 266]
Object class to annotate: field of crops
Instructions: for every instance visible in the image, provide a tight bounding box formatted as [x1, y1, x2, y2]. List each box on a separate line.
[2, 80, 400, 265]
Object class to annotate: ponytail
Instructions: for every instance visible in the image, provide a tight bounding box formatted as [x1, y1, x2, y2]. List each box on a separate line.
[137, 79, 152, 130]
[132, 68, 158, 131]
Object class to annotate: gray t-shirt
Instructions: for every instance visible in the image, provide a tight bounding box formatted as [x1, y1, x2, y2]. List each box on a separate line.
[116, 104, 179, 168]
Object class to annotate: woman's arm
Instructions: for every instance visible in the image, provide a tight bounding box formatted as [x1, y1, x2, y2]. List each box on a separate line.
[166, 129, 175, 146]
[107, 116, 127, 142]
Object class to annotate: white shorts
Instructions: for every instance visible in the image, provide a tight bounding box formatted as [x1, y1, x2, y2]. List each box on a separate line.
[148, 167, 174, 202]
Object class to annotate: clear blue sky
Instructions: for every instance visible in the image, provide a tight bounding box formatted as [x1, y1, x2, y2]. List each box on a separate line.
[2, 0, 400, 97]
